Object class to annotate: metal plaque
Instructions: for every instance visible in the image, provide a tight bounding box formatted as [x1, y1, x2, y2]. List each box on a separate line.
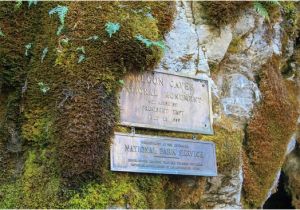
[119, 71, 213, 134]
[111, 133, 217, 176]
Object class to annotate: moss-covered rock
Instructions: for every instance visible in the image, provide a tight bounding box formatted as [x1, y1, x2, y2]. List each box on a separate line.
[0, 1, 176, 208]
[242, 56, 299, 208]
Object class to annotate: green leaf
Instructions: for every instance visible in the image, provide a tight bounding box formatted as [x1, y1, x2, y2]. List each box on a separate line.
[56, 25, 64, 36]
[118, 80, 125, 86]
[268, 0, 281, 6]
[76, 46, 85, 54]
[28, 0, 38, 8]
[105, 22, 120, 38]
[78, 54, 85, 64]
[25, 43, 33, 56]
[49, 5, 68, 35]
[86, 35, 99, 41]
[41, 47, 48, 63]
[253, 2, 270, 21]
[49, 5, 68, 25]
[60, 38, 69, 45]
[0, 27, 4, 37]
[135, 34, 165, 50]
[38, 82, 50, 94]
[135, 34, 152, 47]
[14, 0, 22, 9]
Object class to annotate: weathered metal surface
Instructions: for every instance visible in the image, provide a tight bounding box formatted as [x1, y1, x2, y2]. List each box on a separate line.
[119, 71, 213, 134]
[111, 133, 217, 176]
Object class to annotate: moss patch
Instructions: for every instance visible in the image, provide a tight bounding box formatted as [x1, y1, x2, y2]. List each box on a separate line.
[68, 173, 148, 209]
[0, 181, 22, 208]
[242, 56, 299, 208]
[197, 2, 251, 27]
[1, 1, 176, 208]
[21, 149, 61, 208]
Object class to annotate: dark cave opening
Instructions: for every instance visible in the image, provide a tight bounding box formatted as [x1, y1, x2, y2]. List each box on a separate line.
[263, 172, 294, 209]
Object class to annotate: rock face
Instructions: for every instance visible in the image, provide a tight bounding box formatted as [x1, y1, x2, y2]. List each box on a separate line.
[0, 1, 299, 209]
[156, 1, 299, 208]
[157, 1, 209, 75]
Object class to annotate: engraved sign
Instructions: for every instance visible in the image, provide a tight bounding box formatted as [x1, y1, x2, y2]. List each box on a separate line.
[119, 71, 213, 134]
[111, 133, 217, 176]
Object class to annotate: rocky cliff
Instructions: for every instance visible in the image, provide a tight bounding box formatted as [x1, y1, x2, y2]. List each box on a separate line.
[0, 1, 299, 208]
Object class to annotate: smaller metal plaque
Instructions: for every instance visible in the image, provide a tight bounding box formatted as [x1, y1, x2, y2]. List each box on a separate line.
[111, 133, 217, 176]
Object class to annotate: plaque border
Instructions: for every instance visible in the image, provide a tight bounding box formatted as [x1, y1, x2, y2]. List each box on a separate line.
[119, 70, 214, 135]
[110, 132, 218, 176]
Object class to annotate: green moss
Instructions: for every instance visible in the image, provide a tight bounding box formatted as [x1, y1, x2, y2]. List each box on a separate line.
[281, 2, 299, 38]
[130, 174, 168, 209]
[227, 36, 244, 54]
[68, 173, 148, 209]
[203, 118, 243, 174]
[242, 56, 299, 208]
[22, 149, 61, 208]
[0, 181, 22, 208]
[197, 2, 252, 27]
[21, 109, 53, 144]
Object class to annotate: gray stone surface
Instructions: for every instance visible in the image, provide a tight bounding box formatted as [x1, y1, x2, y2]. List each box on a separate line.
[151, 1, 298, 208]
[156, 1, 209, 75]
[219, 73, 260, 121]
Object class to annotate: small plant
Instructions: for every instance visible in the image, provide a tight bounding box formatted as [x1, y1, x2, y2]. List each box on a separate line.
[41, 47, 48, 63]
[49, 5, 68, 35]
[38, 82, 50, 94]
[28, 0, 38, 8]
[78, 54, 85, 64]
[25, 43, 32, 56]
[76, 46, 85, 54]
[253, 1, 281, 21]
[86, 35, 99, 41]
[0, 28, 4, 37]
[60, 37, 69, 46]
[76, 46, 86, 63]
[14, 0, 22, 9]
[135, 34, 165, 50]
[118, 79, 125, 86]
[105, 22, 120, 38]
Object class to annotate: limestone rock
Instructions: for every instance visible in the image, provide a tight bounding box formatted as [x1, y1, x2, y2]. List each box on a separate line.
[156, 1, 209, 76]
[219, 73, 260, 122]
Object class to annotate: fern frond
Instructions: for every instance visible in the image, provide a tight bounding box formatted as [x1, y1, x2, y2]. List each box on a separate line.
[41, 47, 48, 63]
[49, 5, 68, 25]
[78, 54, 85, 64]
[267, 0, 281, 6]
[0, 27, 4, 37]
[14, 0, 22, 9]
[135, 34, 165, 50]
[28, 0, 38, 8]
[135, 34, 152, 47]
[253, 2, 270, 21]
[25, 43, 33, 56]
[49, 5, 68, 35]
[105, 22, 120, 38]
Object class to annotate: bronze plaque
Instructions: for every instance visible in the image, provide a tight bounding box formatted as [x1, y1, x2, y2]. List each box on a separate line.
[119, 71, 213, 134]
[111, 133, 217, 176]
